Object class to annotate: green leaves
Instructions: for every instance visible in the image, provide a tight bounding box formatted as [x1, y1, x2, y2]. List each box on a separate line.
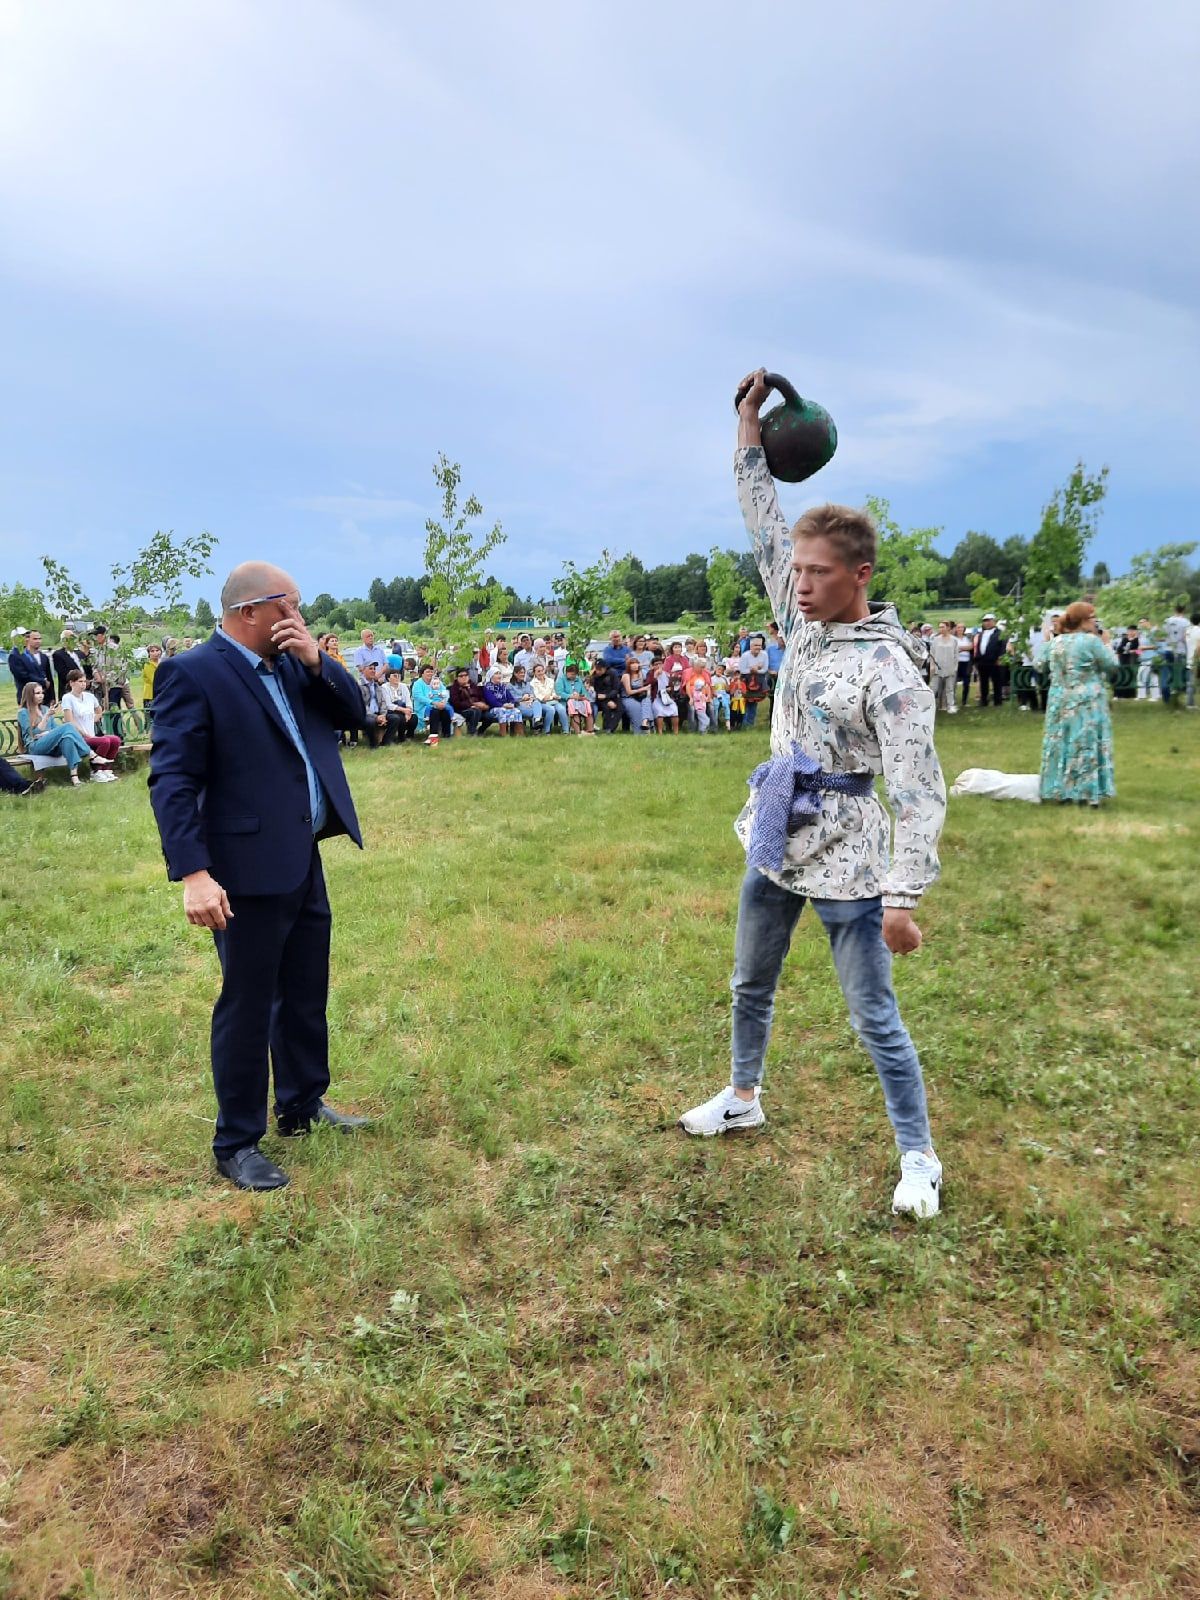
[421, 452, 506, 656]
[865, 496, 947, 620]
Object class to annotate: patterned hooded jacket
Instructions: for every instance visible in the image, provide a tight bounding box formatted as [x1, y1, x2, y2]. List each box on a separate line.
[733, 446, 946, 908]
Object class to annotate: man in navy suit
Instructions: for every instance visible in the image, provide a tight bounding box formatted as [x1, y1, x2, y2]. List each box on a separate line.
[973, 613, 1007, 708]
[149, 563, 369, 1191]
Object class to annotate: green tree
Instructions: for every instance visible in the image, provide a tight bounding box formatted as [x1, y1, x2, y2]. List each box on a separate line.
[707, 547, 746, 643]
[421, 454, 506, 656]
[41, 528, 218, 646]
[551, 550, 631, 663]
[0, 583, 58, 652]
[941, 531, 1003, 600]
[193, 597, 215, 631]
[966, 572, 1006, 618]
[865, 498, 947, 621]
[1021, 463, 1109, 610]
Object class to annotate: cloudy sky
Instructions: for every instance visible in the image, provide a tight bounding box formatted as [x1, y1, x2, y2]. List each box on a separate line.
[1, 0, 1197, 609]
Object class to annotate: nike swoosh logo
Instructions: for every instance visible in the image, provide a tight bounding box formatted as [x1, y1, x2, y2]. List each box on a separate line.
[723, 1106, 757, 1120]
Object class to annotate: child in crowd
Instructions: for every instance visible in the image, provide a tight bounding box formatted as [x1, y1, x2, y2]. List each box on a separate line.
[557, 663, 595, 733]
[728, 669, 746, 729]
[711, 668, 732, 729]
[652, 665, 679, 733]
[142, 642, 162, 710]
[690, 678, 711, 733]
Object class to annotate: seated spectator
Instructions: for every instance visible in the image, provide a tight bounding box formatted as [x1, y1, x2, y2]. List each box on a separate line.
[620, 658, 651, 733]
[482, 670, 524, 735]
[449, 666, 496, 736]
[601, 630, 630, 673]
[0, 755, 45, 797]
[17, 684, 102, 785]
[60, 669, 122, 770]
[508, 664, 540, 731]
[531, 661, 568, 733]
[558, 661, 595, 733]
[412, 664, 454, 744]
[663, 640, 688, 676]
[358, 662, 398, 747]
[652, 664, 679, 734]
[590, 660, 622, 734]
[380, 669, 418, 742]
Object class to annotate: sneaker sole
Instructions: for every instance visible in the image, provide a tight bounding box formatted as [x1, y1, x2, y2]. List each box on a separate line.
[892, 1180, 942, 1218]
[677, 1114, 766, 1138]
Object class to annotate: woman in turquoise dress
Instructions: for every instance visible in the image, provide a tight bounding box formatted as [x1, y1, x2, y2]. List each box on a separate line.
[1040, 601, 1117, 805]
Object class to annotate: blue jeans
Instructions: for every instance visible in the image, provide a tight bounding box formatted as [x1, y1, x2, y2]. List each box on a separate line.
[742, 700, 760, 728]
[622, 696, 648, 732]
[729, 868, 931, 1151]
[539, 702, 569, 733]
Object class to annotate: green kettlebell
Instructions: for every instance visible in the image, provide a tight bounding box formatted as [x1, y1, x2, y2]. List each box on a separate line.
[733, 372, 837, 483]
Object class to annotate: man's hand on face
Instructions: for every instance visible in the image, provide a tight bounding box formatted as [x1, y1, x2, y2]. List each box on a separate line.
[270, 600, 320, 670]
[183, 870, 234, 930]
[882, 908, 922, 955]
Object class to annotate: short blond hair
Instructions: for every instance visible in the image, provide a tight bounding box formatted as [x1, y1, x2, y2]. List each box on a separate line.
[791, 504, 877, 570]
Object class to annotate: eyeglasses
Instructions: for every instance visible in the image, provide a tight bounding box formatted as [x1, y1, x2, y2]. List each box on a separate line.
[237, 592, 301, 610]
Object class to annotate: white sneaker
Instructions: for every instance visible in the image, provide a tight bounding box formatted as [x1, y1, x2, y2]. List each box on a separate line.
[892, 1150, 943, 1218]
[947, 705, 958, 714]
[90, 770, 118, 783]
[678, 1084, 765, 1137]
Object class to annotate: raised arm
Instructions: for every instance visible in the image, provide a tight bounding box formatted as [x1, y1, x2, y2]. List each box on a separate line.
[734, 369, 797, 631]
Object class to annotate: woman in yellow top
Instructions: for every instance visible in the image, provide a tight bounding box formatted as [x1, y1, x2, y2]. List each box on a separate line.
[142, 642, 163, 707]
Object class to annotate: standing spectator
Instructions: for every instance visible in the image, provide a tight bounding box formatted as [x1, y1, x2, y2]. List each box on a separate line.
[1162, 602, 1190, 704]
[531, 662, 568, 733]
[954, 623, 973, 707]
[352, 629, 388, 677]
[742, 667, 768, 728]
[60, 669, 122, 769]
[663, 640, 689, 676]
[601, 630, 630, 673]
[740, 633, 771, 679]
[10, 629, 54, 707]
[489, 643, 514, 684]
[513, 634, 537, 673]
[928, 622, 959, 714]
[142, 642, 163, 711]
[1040, 602, 1118, 805]
[1113, 624, 1140, 700]
[92, 626, 134, 731]
[1135, 618, 1157, 700]
[53, 629, 86, 701]
[973, 614, 1006, 707]
[1186, 613, 1200, 710]
[728, 668, 746, 729]
[17, 684, 97, 785]
[620, 657, 651, 733]
[765, 621, 785, 691]
[710, 666, 732, 729]
[75, 633, 97, 688]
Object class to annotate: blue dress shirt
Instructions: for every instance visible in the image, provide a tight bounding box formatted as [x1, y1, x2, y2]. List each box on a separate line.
[217, 627, 326, 833]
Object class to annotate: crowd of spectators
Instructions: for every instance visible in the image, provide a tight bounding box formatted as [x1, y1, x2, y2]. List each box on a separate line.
[911, 604, 1200, 714]
[313, 623, 790, 745]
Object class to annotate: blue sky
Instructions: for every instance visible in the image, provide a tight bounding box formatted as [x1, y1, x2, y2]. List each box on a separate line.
[2, 0, 1197, 609]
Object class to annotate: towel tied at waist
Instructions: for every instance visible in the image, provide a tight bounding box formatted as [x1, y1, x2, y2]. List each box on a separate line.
[746, 742, 875, 871]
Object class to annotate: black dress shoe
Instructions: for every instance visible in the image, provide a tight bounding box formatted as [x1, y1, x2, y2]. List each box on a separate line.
[215, 1145, 290, 1190]
[276, 1100, 371, 1138]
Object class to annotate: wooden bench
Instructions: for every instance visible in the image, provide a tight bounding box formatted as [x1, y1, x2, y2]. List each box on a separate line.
[1, 708, 153, 773]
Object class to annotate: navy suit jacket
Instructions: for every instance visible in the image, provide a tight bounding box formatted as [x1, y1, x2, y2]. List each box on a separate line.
[148, 636, 367, 895]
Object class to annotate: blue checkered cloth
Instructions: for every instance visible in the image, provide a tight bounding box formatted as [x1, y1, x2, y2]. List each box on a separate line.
[746, 742, 875, 871]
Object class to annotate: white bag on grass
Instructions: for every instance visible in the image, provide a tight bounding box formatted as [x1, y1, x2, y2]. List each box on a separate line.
[950, 768, 1042, 803]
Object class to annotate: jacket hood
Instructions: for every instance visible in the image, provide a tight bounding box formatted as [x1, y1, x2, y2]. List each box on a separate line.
[822, 601, 927, 666]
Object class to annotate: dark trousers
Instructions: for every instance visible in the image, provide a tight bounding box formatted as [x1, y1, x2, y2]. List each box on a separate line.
[425, 706, 453, 738]
[462, 707, 498, 736]
[210, 846, 331, 1157]
[0, 755, 31, 794]
[977, 662, 1004, 706]
[956, 662, 972, 704]
[598, 699, 622, 733]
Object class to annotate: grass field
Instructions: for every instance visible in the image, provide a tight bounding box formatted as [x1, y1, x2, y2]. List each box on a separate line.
[2, 704, 1198, 1599]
